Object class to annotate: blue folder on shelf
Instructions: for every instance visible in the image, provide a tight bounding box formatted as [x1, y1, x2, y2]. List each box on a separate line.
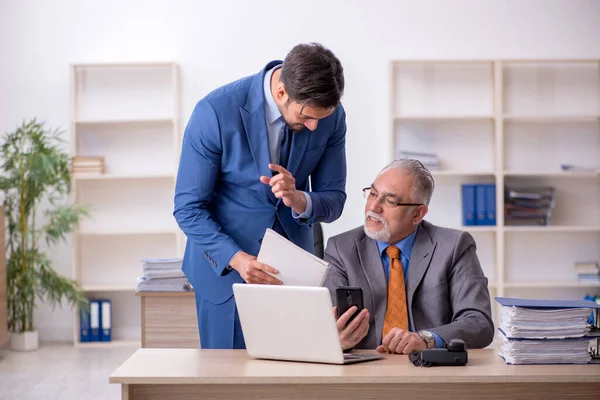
[475, 184, 487, 225]
[90, 300, 100, 342]
[99, 299, 112, 342]
[484, 183, 496, 225]
[461, 184, 476, 226]
[79, 305, 91, 343]
[462, 183, 496, 226]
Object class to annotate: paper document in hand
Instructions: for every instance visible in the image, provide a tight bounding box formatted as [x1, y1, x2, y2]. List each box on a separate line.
[257, 228, 329, 287]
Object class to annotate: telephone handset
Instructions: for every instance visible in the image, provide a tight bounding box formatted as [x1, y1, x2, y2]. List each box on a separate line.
[409, 339, 468, 367]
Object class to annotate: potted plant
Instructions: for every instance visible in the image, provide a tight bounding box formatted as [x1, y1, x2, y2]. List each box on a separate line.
[0, 119, 89, 351]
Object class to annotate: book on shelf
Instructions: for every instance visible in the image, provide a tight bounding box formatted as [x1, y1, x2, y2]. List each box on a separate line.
[504, 186, 556, 226]
[461, 183, 496, 226]
[575, 261, 600, 284]
[72, 155, 105, 175]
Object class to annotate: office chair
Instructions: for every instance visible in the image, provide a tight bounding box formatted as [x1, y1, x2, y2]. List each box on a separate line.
[313, 222, 324, 259]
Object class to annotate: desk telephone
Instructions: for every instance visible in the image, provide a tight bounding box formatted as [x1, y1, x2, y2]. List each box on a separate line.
[409, 339, 468, 367]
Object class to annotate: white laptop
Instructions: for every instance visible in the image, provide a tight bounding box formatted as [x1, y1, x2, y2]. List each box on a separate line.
[232, 283, 383, 365]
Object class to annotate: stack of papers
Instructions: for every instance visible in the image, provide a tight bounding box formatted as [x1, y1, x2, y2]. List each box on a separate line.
[141, 258, 186, 280]
[136, 276, 192, 292]
[495, 297, 597, 365]
[499, 306, 592, 339]
[498, 334, 592, 364]
[136, 257, 193, 292]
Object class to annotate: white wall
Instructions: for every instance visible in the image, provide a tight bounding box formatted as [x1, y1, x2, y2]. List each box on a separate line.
[1, 0, 599, 342]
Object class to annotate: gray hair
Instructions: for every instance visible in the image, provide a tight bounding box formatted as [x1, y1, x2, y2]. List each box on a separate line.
[380, 159, 435, 206]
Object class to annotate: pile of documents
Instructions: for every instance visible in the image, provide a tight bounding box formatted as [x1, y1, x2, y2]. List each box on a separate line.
[136, 257, 192, 292]
[498, 335, 591, 365]
[496, 297, 597, 364]
[504, 186, 556, 226]
[575, 261, 600, 284]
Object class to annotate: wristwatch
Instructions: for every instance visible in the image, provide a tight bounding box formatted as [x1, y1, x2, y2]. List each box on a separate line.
[417, 330, 435, 349]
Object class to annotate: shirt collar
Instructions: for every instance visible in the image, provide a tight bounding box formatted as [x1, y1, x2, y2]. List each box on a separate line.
[376, 226, 419, 260]
[263, 64, 282, 125]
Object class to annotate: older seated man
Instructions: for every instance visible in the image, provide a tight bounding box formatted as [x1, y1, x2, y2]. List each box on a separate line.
[322, 159, 494, 354]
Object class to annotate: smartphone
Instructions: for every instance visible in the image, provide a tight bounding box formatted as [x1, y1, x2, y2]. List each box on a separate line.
[335, 286, 364, 323]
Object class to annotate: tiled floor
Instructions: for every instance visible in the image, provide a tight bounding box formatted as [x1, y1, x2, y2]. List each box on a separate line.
[0, 343, 138, 400]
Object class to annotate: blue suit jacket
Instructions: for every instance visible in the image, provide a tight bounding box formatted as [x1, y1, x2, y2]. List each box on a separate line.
[174, 60, 347, 311]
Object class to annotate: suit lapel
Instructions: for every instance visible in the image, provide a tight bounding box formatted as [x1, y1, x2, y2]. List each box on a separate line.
[406, 224, 436, 328]
[356, 234, 387, 346]
[239, 62, 283, 205]
[239, 108, 275, 203]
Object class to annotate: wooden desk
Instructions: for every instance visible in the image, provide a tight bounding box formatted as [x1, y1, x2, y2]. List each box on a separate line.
[137, 292, 199, 348]
[110, 348, 600, 400]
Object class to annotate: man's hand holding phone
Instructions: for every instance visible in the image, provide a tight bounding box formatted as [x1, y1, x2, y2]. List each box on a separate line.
[334, 287, 370, 350]
[334, 305, 370, 350]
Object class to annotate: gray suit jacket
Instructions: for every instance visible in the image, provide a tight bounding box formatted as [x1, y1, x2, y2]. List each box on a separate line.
[322, 220, 494, 349]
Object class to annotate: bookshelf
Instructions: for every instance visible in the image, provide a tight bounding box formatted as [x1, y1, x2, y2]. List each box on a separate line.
[69, 62, 183, 346]
[0, 201, 7, 347]
[390, 60, 600, 330]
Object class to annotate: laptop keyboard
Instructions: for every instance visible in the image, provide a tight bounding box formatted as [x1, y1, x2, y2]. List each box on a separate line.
[343, 354, 363, 360]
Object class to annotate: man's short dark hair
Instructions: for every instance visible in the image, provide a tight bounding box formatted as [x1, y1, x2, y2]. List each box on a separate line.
[280, 42, 344, 109]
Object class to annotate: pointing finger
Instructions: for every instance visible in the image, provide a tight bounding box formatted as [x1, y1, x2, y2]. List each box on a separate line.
[268, 164, 291, 175]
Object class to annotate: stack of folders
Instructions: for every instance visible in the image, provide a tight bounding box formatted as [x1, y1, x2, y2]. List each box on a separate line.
[504, 186, 556, 226]
[135, 257, 193, 292]
[461, 184, 496, 226]
[496, 297, 600, 365]
[79, 299, 111, 343]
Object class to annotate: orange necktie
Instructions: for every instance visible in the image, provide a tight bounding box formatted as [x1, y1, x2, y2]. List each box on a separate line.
[382, 245, 409, 338]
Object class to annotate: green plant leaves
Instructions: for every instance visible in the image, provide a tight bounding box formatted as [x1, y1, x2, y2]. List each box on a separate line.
[1, 118, 90, 333]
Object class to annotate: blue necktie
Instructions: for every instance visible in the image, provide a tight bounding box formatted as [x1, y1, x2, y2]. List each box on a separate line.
[279, 125, 292, 168]
[271, 125, 292, 239]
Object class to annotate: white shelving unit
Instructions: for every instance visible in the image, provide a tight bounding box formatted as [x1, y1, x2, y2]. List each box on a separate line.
[69, 62, 183, 346]
[390, 59, 600, 328]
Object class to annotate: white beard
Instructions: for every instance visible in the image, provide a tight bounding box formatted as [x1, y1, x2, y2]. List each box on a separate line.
[364, 211, 391, 242]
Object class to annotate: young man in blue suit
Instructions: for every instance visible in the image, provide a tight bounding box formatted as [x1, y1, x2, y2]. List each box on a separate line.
[174, 43, 348, 349]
